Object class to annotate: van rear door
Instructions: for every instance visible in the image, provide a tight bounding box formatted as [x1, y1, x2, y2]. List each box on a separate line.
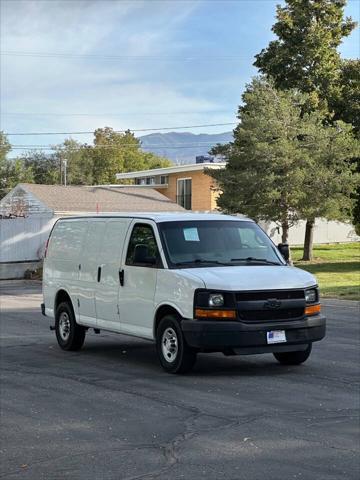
[44, 219, 87, 318]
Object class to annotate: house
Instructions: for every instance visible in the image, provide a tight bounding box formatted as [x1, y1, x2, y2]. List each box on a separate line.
[115, 163, 359, 246]
[115, 162, 226, 211]
[0, 183, 184, 278]
[0, 183, 184, 217]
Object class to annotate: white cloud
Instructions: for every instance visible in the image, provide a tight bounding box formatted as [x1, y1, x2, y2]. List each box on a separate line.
[1, 0, 219, 143]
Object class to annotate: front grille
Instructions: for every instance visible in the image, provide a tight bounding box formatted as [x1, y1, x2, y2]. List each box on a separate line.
[238, 308, 304, 322]
[236, 290, 304, 301]
[236, 289, 305, 323]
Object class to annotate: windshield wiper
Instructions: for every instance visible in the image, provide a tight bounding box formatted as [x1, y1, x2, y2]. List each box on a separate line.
[230, 257, 281, 265]
[174, 259, 231, 266]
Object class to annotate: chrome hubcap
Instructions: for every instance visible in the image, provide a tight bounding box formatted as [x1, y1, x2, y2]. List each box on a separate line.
[59, 312, 71, 341]
[161, 327, 178, 363]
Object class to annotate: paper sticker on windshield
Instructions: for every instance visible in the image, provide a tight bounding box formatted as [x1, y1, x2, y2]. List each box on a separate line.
[183, 227, 200, 242]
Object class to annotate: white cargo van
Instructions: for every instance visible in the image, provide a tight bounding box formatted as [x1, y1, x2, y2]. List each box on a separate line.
[42, 213, 325, 373]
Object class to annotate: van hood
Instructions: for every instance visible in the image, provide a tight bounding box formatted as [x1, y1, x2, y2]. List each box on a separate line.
[182, 265, 317, 291]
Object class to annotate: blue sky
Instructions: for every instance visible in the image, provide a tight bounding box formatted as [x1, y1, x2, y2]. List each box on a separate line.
[1, 0, 359, 154]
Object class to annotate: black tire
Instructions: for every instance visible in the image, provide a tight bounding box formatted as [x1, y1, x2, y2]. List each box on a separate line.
[55, 301, 85, 351]
[156, 315, 197, 374]
[273, 343, 312, 365]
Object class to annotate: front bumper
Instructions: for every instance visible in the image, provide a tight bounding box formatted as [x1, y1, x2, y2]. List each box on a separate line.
[181, 314, 326, 354]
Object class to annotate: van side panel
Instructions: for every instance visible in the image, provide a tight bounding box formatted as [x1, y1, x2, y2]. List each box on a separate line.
[77, 220, 106, 326]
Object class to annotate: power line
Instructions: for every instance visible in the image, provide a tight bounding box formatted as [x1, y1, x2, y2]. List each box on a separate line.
[1, 110, 235, 117]
[5, 122, 236, 136]
[12, 142, 218, 148]
[10, 143, 220, 151]
[0, 50, 245, 62]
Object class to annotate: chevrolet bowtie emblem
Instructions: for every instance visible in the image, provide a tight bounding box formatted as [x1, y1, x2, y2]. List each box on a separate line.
[264, 299, 282, 309]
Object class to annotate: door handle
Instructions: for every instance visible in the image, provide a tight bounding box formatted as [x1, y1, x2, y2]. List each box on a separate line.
[119, 269, 124, 286]
[97, 266, 102, 282]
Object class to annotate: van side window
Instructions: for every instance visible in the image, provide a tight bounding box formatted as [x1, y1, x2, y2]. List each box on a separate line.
[126, 224, 161, 268]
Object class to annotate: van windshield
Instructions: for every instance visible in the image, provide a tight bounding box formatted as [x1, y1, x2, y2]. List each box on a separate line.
[158, 220, 284, 268]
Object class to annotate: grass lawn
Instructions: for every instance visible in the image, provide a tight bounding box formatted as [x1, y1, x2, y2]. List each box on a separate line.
[292, 243, 360, 301]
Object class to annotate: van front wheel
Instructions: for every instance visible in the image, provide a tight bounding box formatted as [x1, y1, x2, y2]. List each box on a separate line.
[55, 301, 85, 351]
[273, 343, 312, 365]
[156, 315, 197, 374]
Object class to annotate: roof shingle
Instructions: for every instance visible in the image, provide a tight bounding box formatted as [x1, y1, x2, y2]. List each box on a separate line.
[20, 184, 184, 213]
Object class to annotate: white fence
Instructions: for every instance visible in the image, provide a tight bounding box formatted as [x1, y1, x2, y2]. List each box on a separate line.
[261, 218, 359, 245]
[0, 216, 56, 263]
[0, 215, 358, 264]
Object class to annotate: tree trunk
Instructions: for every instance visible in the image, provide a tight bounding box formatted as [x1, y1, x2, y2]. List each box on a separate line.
[281, 220, 293, 264]
[281, 220, 289, 244]
[302, 219, 315, 261]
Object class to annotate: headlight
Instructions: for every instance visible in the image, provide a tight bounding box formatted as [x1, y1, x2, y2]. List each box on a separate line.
[208, 293, 224, 307]
[305, 288, 317, 303]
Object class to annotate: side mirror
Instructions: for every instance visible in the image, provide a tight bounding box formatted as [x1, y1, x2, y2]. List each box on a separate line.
[277, 243, 290, 263]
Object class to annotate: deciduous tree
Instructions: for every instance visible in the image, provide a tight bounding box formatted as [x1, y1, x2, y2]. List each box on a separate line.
[53, 139, 93, 185]
[0, 132, 12, 198]
[91, 127, 171, 184]
[0, 132, 33, 199]
[2, 128, 172, 194]
[22, 151, 59, 185]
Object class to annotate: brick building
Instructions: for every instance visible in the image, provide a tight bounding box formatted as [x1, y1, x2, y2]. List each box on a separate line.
[115, 162, 225, 211]
[115, 163, 359, 245]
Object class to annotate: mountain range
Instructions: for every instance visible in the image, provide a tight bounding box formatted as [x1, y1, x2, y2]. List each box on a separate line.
[138, 131, 233, 164]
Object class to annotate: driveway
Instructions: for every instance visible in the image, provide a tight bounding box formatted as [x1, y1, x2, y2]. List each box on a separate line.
[0, 281, 359, 480]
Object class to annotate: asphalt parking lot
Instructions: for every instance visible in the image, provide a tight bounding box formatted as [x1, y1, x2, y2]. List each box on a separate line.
[0, 281, 359, 480]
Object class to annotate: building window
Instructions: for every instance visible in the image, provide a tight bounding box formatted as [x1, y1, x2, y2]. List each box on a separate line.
[160, 175, 168, 185]
[146, 177, 155, 185]
[177, 178, 192, 210]
[135, 178, 146, 185]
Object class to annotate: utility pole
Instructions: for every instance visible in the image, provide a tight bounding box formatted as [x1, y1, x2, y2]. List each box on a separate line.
[62, 159, 68, 186]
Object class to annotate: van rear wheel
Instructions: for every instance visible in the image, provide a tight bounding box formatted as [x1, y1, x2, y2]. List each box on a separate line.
[156, 315, 197, 374]
[273, 343, 312, 365]
[55, 301, 85, 351]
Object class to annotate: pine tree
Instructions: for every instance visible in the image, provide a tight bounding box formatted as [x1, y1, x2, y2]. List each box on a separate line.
[254, 0, 357, 258]
[207, 79, 359, 248]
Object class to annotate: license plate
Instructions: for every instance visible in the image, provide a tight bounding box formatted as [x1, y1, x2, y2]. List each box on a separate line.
[267, 330, 286, 344]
